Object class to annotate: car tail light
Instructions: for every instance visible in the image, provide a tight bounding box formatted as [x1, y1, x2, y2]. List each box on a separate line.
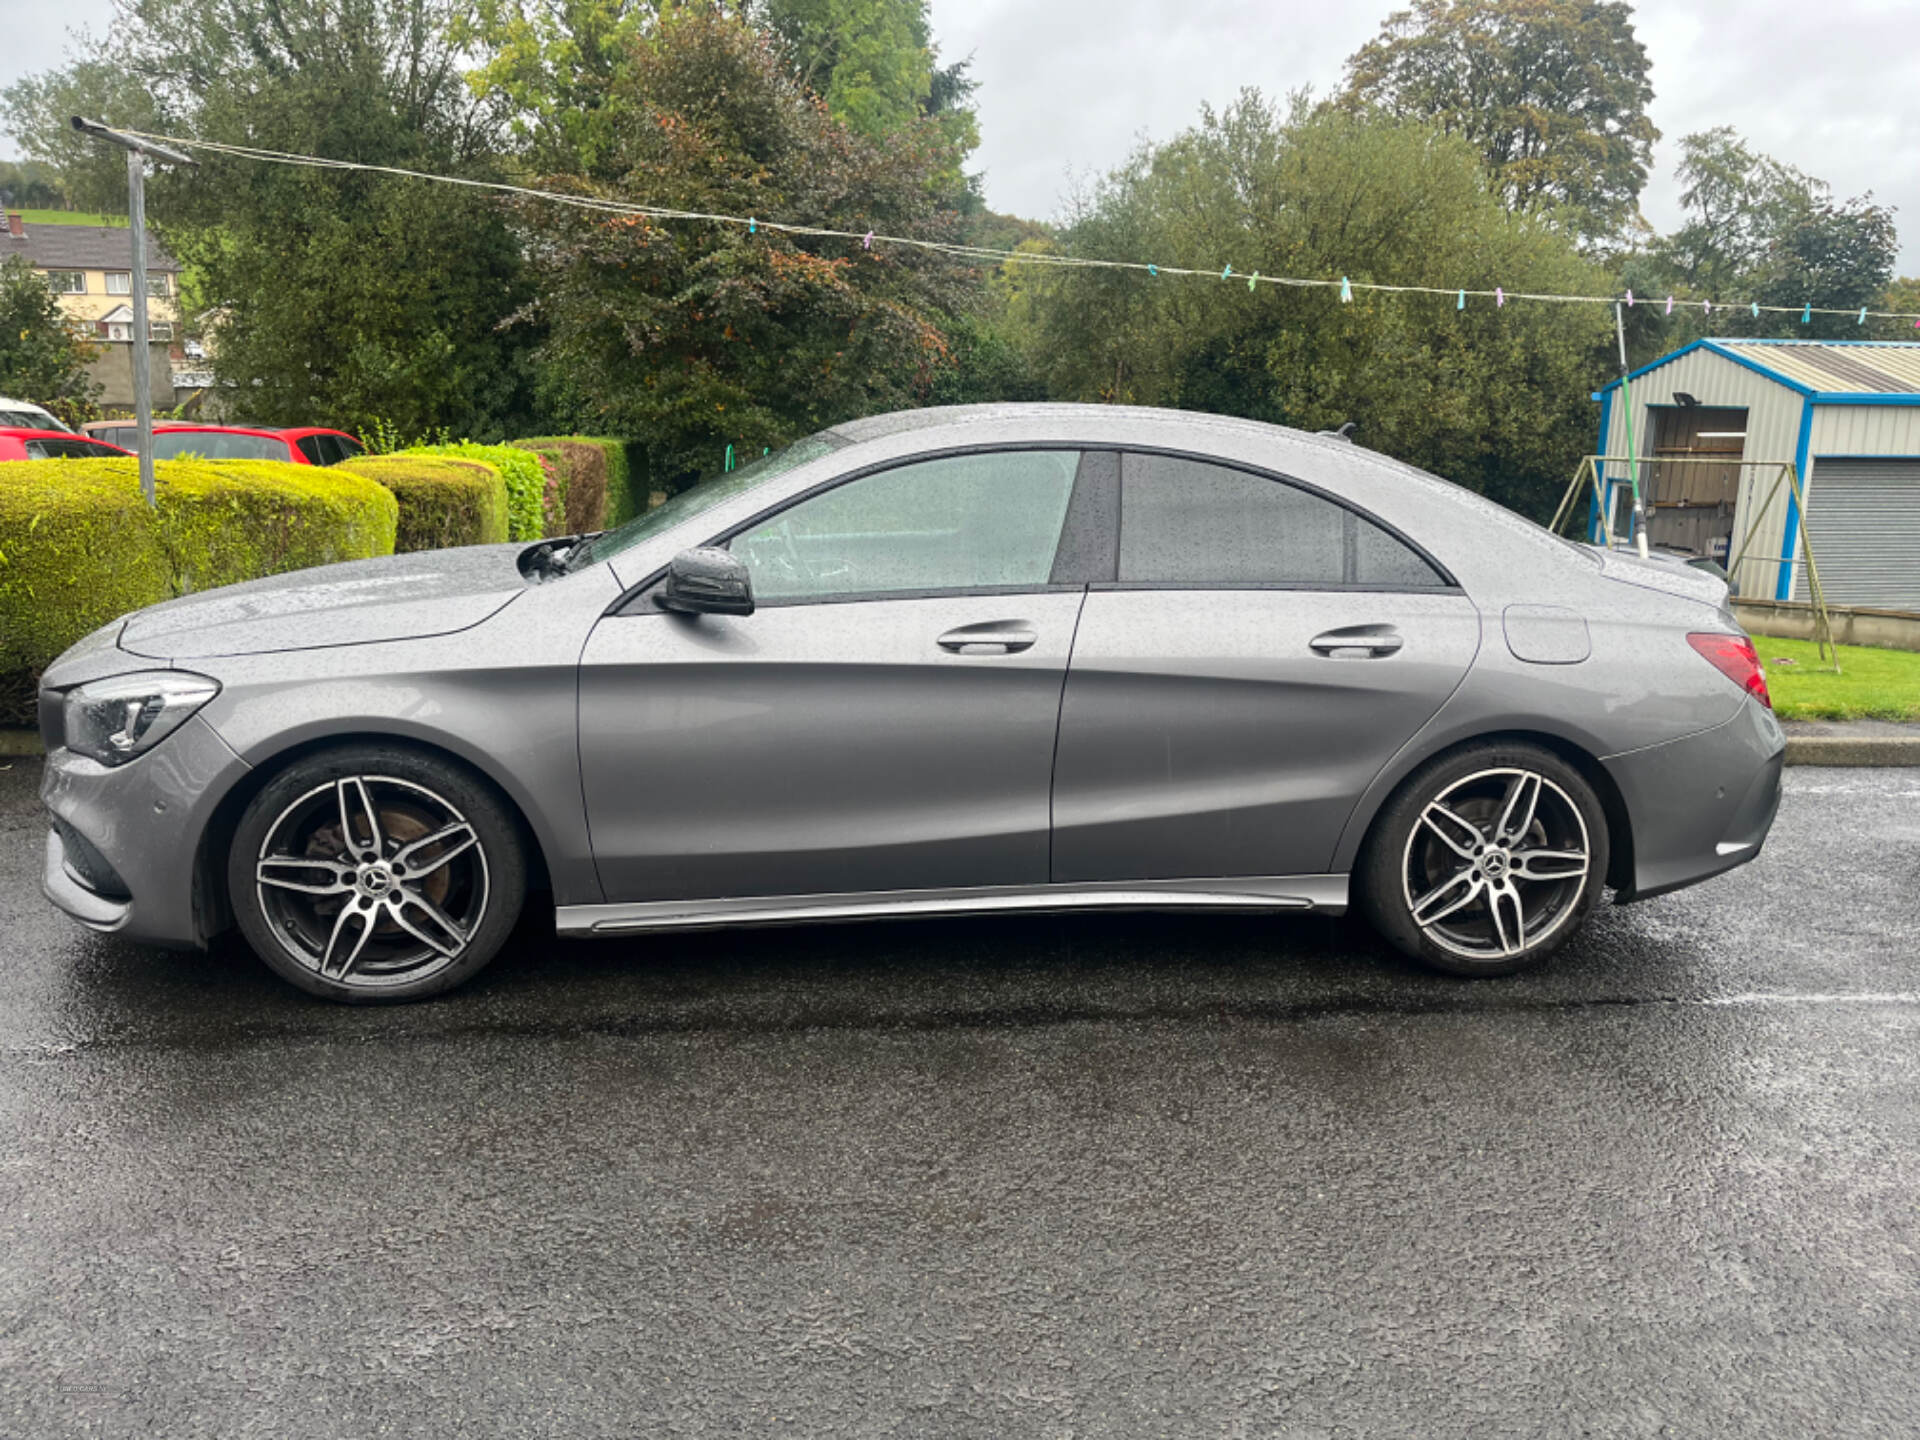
[1688, 633, 1771, 709]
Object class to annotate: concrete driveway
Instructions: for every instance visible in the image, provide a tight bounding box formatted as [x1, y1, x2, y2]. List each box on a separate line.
[1, 759, 1916, 1437]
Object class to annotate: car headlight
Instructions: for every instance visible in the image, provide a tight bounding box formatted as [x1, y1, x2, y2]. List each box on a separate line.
[62, 672, 221, 767]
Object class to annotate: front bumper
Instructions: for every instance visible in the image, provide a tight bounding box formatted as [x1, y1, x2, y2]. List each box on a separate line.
[1604, 698, 1786, 903]
[38, 712, 252, 949]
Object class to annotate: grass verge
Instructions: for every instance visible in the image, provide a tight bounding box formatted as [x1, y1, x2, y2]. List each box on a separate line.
[1757, 636, 1920, 722]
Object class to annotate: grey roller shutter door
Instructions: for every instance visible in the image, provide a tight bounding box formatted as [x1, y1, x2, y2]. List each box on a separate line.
[1803, 459, 1920, 609]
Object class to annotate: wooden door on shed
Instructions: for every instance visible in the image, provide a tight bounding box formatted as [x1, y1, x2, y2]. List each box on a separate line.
[1646, 406, 1746, 560]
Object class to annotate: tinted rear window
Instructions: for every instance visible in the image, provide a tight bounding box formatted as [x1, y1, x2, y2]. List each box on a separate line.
[1119, 454, 1447, 588]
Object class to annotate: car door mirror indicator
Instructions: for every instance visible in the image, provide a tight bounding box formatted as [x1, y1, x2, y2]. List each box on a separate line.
[659, 547, 756, 616]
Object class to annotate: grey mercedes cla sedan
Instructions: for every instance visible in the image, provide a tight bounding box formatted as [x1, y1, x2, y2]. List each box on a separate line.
[38, 405, 1785, 1001]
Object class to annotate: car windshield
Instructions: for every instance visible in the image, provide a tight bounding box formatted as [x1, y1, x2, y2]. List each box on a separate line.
[0, 404, 65, 432]
[571, 432, 849, 569]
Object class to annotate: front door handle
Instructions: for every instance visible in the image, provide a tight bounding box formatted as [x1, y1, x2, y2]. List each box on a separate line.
[1309, 625, 1403, 659]
[938, 620, 1038, 655]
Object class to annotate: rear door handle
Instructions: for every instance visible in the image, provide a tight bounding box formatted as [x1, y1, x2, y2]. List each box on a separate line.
[938, 620, 1038, 655]
[1310, 625, 1403, 659]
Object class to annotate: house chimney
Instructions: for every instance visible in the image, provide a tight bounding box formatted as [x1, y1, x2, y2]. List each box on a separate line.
[5, 213, 24, 239]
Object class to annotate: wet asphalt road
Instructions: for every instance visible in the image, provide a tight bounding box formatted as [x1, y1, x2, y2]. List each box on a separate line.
[1, 761, 1917, 1438]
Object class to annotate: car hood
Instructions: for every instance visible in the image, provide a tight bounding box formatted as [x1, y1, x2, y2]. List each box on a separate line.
[1591, 546, 1730, 609]
[119, 544, 529, 660]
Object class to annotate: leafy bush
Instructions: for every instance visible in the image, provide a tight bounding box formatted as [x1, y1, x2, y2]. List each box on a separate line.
[515, 436, 641, 526]
[403, 442, 550, 541]
[338, 454, 509, 551]
[0, 456, 397, 723]
[513, 438, 607, 534]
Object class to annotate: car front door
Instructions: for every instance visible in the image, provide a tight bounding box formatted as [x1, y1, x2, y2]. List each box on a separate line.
[1050, 451, 1481, 884]
[578, 448, 1102, 903]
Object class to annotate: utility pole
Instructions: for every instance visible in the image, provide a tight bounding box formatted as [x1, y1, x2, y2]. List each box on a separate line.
[1613, 301, 1650, 561]
[69, 117, 195, 508]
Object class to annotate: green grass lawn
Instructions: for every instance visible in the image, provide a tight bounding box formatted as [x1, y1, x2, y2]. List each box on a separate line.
[14, 209, 127, 227]
[1756, 636, 1920, 722]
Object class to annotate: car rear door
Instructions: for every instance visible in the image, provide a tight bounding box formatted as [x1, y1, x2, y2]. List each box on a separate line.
[578, 448, 1105, 903]
[1050, 451, 1481, 884]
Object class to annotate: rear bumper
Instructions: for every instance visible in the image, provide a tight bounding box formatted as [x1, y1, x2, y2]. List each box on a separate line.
[1603, 699, 1786, 903]
[38, 713, 252, 949]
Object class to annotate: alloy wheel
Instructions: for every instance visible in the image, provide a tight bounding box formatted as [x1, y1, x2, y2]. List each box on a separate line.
[254, 775, 490, 990]
[1399, 766, 1591, 961]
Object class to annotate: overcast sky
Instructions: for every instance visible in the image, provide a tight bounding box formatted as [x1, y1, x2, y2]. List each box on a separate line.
[5, 0, 1917, 272]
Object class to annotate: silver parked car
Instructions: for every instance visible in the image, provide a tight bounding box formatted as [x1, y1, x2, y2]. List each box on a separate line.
[38, 405, 1785, 1002]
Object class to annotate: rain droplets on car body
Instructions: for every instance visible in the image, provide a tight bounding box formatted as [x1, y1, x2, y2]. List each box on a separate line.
[36, 405, 1785, 1001]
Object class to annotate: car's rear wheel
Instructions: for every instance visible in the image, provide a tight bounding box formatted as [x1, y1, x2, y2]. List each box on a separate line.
[228, 744, 526, 1002]
[1360, 742, 1609, 977]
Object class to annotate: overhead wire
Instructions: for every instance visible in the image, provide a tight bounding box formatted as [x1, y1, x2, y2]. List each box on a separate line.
[119, 127, 1920, 324]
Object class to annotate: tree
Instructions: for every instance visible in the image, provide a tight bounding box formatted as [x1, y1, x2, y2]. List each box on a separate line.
[506, 6, 985, 487]
[754, 0, 978, 199]
[2, 60, 161, 214]
[1339, 0, 1657, 245]
[0, 160, 72, 212]
[4, 0, 540, 440]
[0, 256, 103, 426]
[1634, 128, 1900, 348]
[1024, 93, 1615, 520]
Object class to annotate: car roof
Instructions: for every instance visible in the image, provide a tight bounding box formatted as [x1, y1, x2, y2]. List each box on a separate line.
[153, 424, 289, 438]
[151, 424, 354, 440]
[0, 427, 127, 444]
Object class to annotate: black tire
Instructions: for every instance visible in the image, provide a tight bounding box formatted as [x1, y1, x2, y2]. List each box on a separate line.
[228, 743, 527, 1003]
[1359, 741, 1610, 978]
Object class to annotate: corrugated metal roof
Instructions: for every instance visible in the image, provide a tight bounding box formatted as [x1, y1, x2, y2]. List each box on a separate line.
[2, 221, 180, 272]
[1712, 339, 1920, 395]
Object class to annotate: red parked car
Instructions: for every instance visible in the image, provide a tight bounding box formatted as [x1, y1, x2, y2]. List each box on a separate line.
[81, 423, 367, 466]
[0, 429, 135, 462]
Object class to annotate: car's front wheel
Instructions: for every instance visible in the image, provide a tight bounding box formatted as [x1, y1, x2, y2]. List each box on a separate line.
[228, 744, 527, 1002]
[1361, 742, 1610, 977]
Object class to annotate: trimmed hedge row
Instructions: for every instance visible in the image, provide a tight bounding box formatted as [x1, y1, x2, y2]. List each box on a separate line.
[0, 457, 397, 723]
[514, 436, 642, 527]
[338, 454, 509, 551]
[513, 439, 606, 535]
[403, 442, 551, 542]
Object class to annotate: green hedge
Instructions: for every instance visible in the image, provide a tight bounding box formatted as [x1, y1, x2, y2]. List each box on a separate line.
[0, 457, 396, 723]
[515, 436, 640, 527]
[513, 439, 607, 534]
[338, 454, 509, 551]
[403, 442, 551, 542]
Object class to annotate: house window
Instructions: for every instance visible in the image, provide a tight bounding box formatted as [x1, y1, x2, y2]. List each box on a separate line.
[147, 272, 172, 297]
[149, 321, 174, 341]
[43, 270, 86, 295]
[105, 272, 132, 294]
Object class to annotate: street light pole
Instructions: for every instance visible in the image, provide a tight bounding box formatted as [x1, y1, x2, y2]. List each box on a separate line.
[69, 117, 195, 508]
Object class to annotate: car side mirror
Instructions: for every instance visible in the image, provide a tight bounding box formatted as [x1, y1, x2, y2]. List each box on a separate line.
[658, 547, 754, 616]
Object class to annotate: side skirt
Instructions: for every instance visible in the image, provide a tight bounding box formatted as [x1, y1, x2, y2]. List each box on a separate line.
[555, 875, 1350, 938]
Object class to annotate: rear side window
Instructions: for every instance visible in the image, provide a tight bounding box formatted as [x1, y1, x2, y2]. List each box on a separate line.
[151, 431, 292, 462]
[1118, 453, 1448, 589]
[24, 439, 109, 460]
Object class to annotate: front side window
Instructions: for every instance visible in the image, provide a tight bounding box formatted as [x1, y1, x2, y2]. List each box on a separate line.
[44, 270, 85, 294]
[105, 272, 131, 295]
[730, 450, 1081, 604]
[295, 435, 328, 464]
[1118, 454, 1447, 589]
